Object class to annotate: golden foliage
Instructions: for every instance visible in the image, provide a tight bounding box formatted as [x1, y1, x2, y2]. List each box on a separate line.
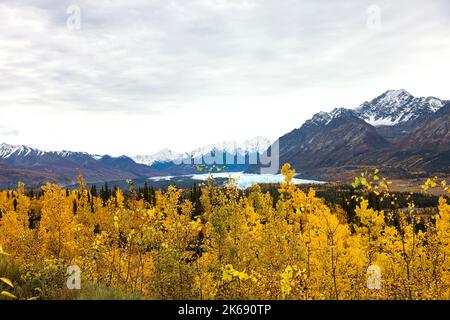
[0, 166, 449, 300]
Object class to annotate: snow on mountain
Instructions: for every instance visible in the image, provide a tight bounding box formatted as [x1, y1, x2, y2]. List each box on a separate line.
[54, 150, 94, 158]
[329, 108, 356, 120]
[244, 136, 275, 153]
[0, 143, 101, 162]
[0, 143, 45, 158]
[305, 90, 447, 130]
[304, 108, 358, 129]
[308, 111, 332, 126]
[189, 136, 272, 159]
[2, 137, 272, 169]
[132, 149, 182, 166]
[355, 89, 446, 126]
[91, 154, 104, 161]
[132, 137, 273, 166]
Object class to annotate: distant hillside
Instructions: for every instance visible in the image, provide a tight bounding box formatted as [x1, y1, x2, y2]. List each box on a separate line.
[249, 90, 449, 180]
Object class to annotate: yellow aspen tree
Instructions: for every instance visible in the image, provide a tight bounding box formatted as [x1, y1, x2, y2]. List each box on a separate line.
[38, 184, 78, 261]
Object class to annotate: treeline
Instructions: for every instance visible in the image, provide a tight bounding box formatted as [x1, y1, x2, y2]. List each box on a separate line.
[1, 180, 446, 226]
[0, 165, 449, 300]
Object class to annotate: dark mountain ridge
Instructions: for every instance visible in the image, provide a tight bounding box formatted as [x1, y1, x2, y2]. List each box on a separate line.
[249, 90, 449, 180]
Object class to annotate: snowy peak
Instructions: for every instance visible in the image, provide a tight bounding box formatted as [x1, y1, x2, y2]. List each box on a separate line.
[423, 96, 445, 112]
[378, 89, 413, 103]
[132, 149, 182, 166]
[307, 111, 332, 127]
[0, 143, 45, 159]
[2, 137, 272, 169]
[0, 143, 21, 158]
[54, 150, 93, 159]
[356, 89, 446, 126]
[304, 108, 356, 128]
[244, 136, 273, 154]
[153, 149, 181, 162]
[329, 108, 356, 120]
[132, 137, 273, 166]
[133, 137, 273, 166]
[190, 136, 272, 159]
[305, 89, 447, 129]
[0, 143, 101, 163]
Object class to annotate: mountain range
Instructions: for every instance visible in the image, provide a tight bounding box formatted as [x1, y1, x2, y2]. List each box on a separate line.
[250, 89, 449, 180]
[1, 89, 448, 188]
[0, 137, 272, 188]
[131, 136, 272, 166]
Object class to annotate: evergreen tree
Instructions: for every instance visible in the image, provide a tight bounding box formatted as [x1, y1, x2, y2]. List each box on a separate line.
[150, 187, 156, 206]
[72, 199, 78, 215]
[91, 185, 98, 198]
[143, 183, 150, 203]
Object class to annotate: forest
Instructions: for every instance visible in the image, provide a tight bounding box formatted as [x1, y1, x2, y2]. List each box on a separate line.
[0, 164, 449, 300]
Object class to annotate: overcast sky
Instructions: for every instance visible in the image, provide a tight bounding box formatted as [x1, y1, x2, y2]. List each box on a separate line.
[0, 0, 449, 156]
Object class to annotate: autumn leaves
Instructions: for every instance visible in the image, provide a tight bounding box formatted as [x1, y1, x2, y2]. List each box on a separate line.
[0, 165, 449, 300]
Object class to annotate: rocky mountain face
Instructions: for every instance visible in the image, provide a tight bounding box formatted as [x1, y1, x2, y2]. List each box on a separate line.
[355, 89, 446, 126]
[381, 103, 450, 174]
[398, 103, 450, 153]
[249, 90, 449, 180]
[279, 109, 390, 170]
[356, 90, 447, 143]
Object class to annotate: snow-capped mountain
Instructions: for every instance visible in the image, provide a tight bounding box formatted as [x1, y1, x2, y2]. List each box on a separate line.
[132, 149, 182, 166]
[0, 136, 273, 187]
[303, 108, 359, 129]
[253, 89, 450, 180]
[0, 143, 161, 187]
[2, 136, 272, 171]
[189, 136, 272, 159]
[355, 89, 446, 126]
[307, 111, 332, 127]
[0, 143, 99, 164]
[132, 137, 272, 166]
[0, 143, 45, 159]
[303, 90, 447, 130]
[1, 89, 448, 187]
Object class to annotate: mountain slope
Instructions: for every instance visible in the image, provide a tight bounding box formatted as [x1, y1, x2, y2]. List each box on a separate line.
[278, 108, 391, 171]
[380, 102, 450, 174]
[398, 102, 450, 153]
[0, 143, 158, 187]
[0, 137, 273, 187]
[1, 90, 448, 186]
[132, 149, 182, 166]
[133, 137, 272, 166]
[355, 89, 446, 126]
[249, 90, 449, 179]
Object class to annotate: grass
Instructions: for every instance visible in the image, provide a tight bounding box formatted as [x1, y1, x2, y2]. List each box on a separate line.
[1, 256, 143, 300]
[76, 283, 143, 300]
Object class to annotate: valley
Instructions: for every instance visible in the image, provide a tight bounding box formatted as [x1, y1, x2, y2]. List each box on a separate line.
[0, 89, 449, 190]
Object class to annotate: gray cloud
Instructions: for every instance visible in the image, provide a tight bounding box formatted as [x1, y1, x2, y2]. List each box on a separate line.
[0, 0, 449, 154]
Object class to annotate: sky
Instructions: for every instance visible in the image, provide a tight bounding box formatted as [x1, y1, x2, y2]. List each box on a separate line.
[0, 0, 449, 156]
